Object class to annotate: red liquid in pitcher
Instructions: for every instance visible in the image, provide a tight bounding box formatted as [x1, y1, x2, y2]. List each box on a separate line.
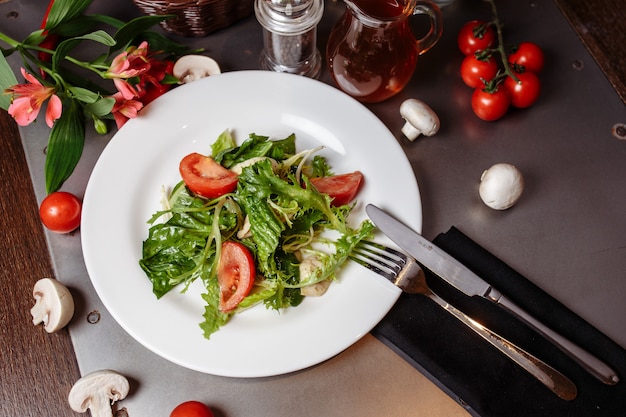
[326, 0, 418, 103]
[356, 0, 411, 19]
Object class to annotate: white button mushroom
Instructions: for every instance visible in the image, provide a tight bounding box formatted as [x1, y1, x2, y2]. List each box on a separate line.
[173, 55, 221, 84]
[30, 278, 74, 333]
[479, 163, 524, 210]
[399, 98, 440, 141]
[68, 370, 130, 417]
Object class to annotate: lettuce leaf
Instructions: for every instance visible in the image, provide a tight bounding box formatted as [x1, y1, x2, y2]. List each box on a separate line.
[140, 132, 372, 339]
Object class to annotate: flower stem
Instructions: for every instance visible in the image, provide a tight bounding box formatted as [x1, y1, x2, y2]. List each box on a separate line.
[63, 55, 107, 77]
[0, 32, 19, 48]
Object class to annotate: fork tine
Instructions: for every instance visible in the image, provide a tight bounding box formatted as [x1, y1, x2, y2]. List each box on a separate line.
[358, 240, 408, 260]
[349, 240, 409, 282]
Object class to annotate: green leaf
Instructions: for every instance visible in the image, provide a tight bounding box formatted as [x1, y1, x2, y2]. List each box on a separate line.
[136, 30, 198, 57]
[52, 15, 123, 38]
[52, 30, 116, 71]
[44, 0, 93, 30]
[0, 52, 18, 111]
[111, 15, 174, 54]
[85, 96, 115, 117]
[68, 86, 100, 103]
[22, 30, 46, 47]
[200, 286, 231, 339]
[45, 100, 86, 193]
[80, 30, 117, 47]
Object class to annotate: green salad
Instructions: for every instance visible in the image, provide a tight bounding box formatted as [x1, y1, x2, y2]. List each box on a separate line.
[139, 130, 373, 339]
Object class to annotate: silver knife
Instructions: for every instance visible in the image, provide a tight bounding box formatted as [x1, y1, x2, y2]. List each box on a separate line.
[366, 204, 619, 385]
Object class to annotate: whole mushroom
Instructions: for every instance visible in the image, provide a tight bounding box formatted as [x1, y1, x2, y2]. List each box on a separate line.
[173, 55, 221, 84]
[479, 163, 524, 210]
[68, 370, 130, 417]
[399, 98, 440, 141]
[30, 278, 74, 333]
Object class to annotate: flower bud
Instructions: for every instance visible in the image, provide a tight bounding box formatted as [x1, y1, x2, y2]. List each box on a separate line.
[93, 117, 108, 135]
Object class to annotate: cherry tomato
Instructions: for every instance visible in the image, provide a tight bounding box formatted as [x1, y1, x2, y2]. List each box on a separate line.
[170, 400, 214, 417]
[471, 87, 510, 121]
[504, 71, 541, 108]
[179, 153, 238, 199]
[39, 191, 82, 234]
[457, 20, 496, 55]
[508, 42, 545, 73]
[309, 171, 364, 207]
[460, 54, 499, 88]
[217, 241, 255, 312]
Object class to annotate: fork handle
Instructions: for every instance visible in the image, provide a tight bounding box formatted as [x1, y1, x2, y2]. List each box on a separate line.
[427, 292, 577, 401]
[490, 292, 619, 385]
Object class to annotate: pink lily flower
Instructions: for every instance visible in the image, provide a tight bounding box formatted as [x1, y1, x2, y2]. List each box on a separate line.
[5, 68, 62, 128]
[110, 92, 143, 129]
[105, 41, 151, 80]
[113, 78, 140, 101]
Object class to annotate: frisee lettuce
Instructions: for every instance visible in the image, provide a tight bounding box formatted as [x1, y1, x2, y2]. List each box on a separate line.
[139, 131, 373, 339]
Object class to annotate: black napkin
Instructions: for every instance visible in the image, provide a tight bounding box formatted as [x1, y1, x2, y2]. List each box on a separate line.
[371, 227, 626, 417]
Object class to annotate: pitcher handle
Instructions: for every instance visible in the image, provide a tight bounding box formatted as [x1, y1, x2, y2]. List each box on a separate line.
[412, 0, 443, 55]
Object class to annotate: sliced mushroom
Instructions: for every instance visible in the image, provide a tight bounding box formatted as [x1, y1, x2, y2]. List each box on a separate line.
[299, 256, 331, 296]
[399, 98, 440, 141]
[30, 278, 74, 333]
[173, 55, 221, 84]
[301, 279, 331, 297]
[68, 370, 130, 417]
[479, 163, 524, 210]
[237, 215, 252, 239]
[230, 157, 278, 175]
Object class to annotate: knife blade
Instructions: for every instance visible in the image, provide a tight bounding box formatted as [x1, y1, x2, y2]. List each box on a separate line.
[366, 203, 619, 385]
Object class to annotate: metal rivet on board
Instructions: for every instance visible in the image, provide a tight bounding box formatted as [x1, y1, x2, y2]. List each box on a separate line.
[572, 60, 584, 71]
[612, 123, 626, 140]
[86, 310, 101, 324]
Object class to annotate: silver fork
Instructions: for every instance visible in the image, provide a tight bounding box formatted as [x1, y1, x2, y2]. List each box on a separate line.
[350, 240, 577, 401]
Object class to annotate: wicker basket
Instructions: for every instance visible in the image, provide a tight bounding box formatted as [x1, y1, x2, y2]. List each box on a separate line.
[133, 0, 255, 37]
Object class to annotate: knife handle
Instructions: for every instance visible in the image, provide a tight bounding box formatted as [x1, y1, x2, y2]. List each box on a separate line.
[428, 293, 577, 400]
[488, 289, 619, 385]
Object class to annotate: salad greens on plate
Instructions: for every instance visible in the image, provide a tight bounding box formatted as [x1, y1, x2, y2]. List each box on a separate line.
[139, 130, 373, 339]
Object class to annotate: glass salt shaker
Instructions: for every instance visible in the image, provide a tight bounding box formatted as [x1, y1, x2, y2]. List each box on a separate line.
[254, 0, 324, 79]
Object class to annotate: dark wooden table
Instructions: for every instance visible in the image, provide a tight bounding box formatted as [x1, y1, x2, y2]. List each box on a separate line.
[1, 1, 624, 416]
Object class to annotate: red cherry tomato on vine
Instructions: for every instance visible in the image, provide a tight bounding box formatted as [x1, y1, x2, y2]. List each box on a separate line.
[504, 71, 541, 108]
[508, 42, 545, 73]
[457, 20, 496, 55]
[217, 241, 256, 312]
[179, 153, 238, 199]
[170, 400, 214, 417]
[471, 87, 510, 121]
[460, 54, 499, 88]
[39, 191, 82, 234]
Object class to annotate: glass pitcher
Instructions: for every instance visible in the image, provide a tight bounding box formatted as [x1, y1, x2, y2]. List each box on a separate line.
[326, 0, 443, 103]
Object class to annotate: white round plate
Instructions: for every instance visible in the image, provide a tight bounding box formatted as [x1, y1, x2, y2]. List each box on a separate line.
[81, 71, 422, 378]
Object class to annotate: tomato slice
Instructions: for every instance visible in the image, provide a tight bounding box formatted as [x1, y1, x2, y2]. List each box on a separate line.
[179, 153, 238, 199]
[217, 241, 255, 312]
[310, 171, 364, 206]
